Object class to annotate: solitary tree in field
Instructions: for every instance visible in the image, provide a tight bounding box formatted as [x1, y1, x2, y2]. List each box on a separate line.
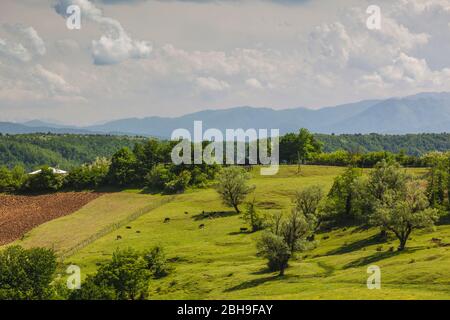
[216, 166, 255, 213]
[372, 180, 439, 251]
[257, 210, 313, 276]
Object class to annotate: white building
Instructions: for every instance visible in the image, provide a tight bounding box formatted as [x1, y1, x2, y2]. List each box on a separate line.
[28, 167, 68, 175]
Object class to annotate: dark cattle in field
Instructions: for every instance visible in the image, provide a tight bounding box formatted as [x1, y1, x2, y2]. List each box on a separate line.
[185, 211, 189, 214]
[199, 224, 205, 229]
[126, 226, 131, 229]
[136, 230, 141, 233]
[116, 235, 122, 240]
[164, 218, 170, 223]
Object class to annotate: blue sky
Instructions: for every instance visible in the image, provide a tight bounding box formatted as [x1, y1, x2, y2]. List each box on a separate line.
[1, 0, 450, 124]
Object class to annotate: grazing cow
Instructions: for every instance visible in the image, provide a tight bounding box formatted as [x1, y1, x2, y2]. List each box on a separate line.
[431, 238, 442, 243]
[199, 224, 205, 229]
[240, 227, 248, 233]
[184, 211, 189, 214]
[136, 230, 141, 233]
[164, 218, 170, 223]
[116, 235, 122, 240]
[126, 226, 131, 229]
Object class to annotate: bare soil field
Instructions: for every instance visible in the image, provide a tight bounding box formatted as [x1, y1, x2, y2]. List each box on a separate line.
[0, 192, 103, 245]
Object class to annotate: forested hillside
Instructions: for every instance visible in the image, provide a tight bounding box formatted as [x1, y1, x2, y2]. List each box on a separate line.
[0, 134, 144, 170]
[1, 132, 450, 170]
[316, 133, 450, 155]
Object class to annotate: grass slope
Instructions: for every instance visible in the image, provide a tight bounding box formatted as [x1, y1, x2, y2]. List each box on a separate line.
[12, 165, 450, 299]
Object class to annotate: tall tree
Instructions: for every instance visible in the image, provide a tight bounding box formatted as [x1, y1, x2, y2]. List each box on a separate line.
[279, 128, 322, 171]
[371, 180, 439, 251]
[216, 166, 255, 213]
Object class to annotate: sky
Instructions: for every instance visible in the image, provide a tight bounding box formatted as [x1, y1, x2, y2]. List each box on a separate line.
[1, 0, 450, 125]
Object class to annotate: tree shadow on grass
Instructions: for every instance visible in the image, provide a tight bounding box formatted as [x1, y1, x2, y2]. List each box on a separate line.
[191, 211, 238, 221]
[343, 247, 421, 269]
[325, 234, 386, 256]
[224, 275, 296, 292]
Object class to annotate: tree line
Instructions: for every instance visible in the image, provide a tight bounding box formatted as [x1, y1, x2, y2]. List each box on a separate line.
[2, 131, 450, 170]
[1, 129, 449, 194]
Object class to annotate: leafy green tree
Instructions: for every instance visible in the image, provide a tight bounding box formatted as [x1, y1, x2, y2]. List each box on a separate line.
[243, 199, 264, 232]
[163, 170, 191, 193]
[144, 246, 170, 279]
[325, 166, 362, 222]
[75, 248, 151, 300]
[108, 147, 137, 186]
[294, 185, 325, 232]
[367, 160, 409, 202]
[280, 128, 322, 170]
[257, 232, 290, 276]
[0, 246, 57, 300]
[145, 164, 171, 190]
[371, 180, 439, 251]
[69, 275, 117, 300]
[66, 157, 110, 190]
[216, 166, 255, 213]
[257, 210, 313, 276]
[24, 166, 64, 192]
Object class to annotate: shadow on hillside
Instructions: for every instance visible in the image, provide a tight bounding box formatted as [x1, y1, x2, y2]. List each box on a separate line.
[326, 234, 386, 256]
[343, 247, 421, 269]
[224, 275, 292, 292]
[192, 211, 238, 221]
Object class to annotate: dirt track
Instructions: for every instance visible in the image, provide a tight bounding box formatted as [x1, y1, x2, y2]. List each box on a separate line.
[0, 192, 103, 245]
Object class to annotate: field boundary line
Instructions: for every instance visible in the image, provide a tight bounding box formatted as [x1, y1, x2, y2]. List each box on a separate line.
[60, 195, 175, 260]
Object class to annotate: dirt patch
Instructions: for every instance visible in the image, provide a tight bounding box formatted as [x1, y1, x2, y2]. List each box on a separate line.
[0, 192, 103, 245]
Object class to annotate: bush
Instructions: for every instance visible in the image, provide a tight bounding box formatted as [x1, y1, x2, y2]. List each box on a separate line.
[163, 170, 191, 194]
[65, 157, 110, 190]
[0, 246, 57, 300]
[243, 200, 264, 232]
[257, 232, 290, 275]
[0, 165, 26, 193]
[145, 164, 171, 190]
[144, 246, 170, 278]
[72, 248, 151, 300]
[23, 166, 64, 192]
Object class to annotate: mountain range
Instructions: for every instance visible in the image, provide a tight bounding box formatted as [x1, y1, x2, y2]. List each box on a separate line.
[3, 92, 450, 137]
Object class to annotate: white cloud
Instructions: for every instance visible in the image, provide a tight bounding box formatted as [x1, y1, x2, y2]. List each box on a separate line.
[195, 76, 230, 91]
[55, 0, 152, 65]
[245, 78, 263, 89]
[33, 64, 80, 96]
[0, 24, 46, 62]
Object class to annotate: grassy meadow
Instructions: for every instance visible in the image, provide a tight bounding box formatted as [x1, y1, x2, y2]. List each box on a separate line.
[11, 165, 450, 299]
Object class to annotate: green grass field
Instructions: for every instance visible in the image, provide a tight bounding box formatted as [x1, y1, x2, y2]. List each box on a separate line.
[11, 165, 450, 299]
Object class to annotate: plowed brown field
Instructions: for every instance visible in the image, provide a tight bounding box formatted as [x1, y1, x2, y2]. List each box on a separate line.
[0, 192, 103, 245]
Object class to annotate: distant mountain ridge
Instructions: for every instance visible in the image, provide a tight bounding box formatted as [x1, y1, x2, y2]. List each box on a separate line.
[3, 92, 450, 136]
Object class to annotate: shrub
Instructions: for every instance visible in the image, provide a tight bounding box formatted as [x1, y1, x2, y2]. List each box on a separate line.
[164, 170, 191, 193]
[144, 246, 170, 278]
[72, 248, 151, 300]
[0, 246, 57, 300]
[0, 165, 27, 193]
[243, 199, 264, 232]
[24, 166, 64, 192]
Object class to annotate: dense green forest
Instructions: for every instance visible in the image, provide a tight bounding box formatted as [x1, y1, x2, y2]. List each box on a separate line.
[1, 132, 450, 170]
[316, 133, 450, 155]
[0, 134, 144, 170]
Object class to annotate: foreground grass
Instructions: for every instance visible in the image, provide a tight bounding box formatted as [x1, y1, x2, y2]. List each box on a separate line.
[12, 165, 450, 299]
